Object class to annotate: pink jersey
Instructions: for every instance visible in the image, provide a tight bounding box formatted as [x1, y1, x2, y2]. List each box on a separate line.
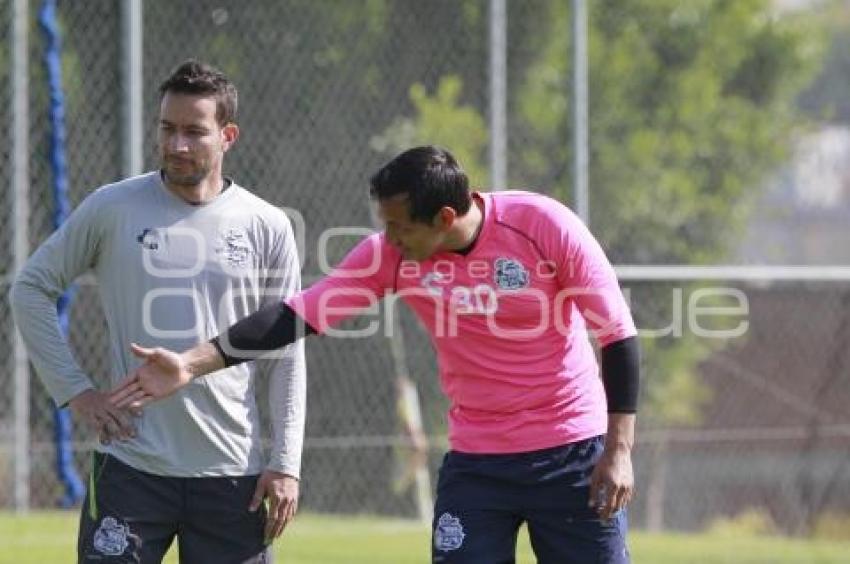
[288, 191, 636, 454]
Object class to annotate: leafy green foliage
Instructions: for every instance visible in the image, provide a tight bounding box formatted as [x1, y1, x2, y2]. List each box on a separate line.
[512, 0, 823, 426]
[371, 75, 489, 187]
[519, 0, 823, 264]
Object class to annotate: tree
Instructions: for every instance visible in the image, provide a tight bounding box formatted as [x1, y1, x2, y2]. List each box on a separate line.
[371, 75, 489, 187]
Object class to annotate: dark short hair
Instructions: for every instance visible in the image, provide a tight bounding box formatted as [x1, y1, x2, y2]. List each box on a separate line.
[158, 60, 237, 126]
[369, 146, 472, 223]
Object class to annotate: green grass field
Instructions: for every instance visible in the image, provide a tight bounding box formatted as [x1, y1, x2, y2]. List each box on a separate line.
[1, 511, 848, 563]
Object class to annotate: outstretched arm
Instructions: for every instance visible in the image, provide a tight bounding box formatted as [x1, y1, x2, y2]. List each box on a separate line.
[111, 232, 393, 409]
[110, 301, 314, 409]
[109, 342, 224, 408]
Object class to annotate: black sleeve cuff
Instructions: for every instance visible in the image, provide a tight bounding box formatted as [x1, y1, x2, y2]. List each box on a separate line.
[600, 335, 641, 413]
[210, 301, 315, 368]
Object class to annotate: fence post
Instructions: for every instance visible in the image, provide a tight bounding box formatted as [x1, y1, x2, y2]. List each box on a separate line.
[122, 0, 143, 177]
[572, 0, 588, 223]
[12, 0, 31, 514]
[489, 0, 507, 190]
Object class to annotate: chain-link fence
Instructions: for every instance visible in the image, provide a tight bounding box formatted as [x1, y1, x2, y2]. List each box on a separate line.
[0, 2, 9, 505]
[3, 0, 850, 535]
[626, 277, 850, 533]
[1, 0, 17, 510]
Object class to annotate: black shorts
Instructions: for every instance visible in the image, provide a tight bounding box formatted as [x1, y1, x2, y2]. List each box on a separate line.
[432, 436, 629, 564]
[77, 452, 271, 564]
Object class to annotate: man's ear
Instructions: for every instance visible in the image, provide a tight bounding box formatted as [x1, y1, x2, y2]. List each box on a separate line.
[221, 122, 240, 152]
[434, 206, 458, 232]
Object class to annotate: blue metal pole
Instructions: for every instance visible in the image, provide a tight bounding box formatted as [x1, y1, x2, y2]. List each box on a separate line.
[39, 0, 85, 508]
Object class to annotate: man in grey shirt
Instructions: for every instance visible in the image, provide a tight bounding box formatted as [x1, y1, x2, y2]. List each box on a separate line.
[11, 60, 305, 563]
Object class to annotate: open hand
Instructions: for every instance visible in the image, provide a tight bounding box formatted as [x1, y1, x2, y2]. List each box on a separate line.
[110, 343, 193, 409]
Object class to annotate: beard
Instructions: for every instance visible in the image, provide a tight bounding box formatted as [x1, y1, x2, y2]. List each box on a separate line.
[161, 156, 211, 187]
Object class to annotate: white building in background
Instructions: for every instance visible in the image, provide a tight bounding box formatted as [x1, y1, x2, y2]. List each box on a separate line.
[773, 0, 829, 14]
[740, 126, 850, 265]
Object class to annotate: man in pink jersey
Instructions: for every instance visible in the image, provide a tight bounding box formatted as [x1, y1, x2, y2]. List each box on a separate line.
[112, 146, 640, 563]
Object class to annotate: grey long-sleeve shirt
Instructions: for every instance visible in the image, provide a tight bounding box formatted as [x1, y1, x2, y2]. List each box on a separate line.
[10, 172, 306, 477]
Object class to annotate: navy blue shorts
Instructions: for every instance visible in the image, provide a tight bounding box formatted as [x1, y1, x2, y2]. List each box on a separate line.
[432, 436, 629, 564]
[77, 453, 271, 563]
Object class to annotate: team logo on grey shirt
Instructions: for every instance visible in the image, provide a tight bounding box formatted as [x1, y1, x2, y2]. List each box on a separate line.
[216, 227, 254, 268]
[136, 228, 160, 250]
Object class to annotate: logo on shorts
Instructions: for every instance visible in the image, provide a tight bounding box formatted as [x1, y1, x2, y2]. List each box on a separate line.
[434, 512, 465, 552]
[93, 516, 130, 556]
[494, 258, 529, 290]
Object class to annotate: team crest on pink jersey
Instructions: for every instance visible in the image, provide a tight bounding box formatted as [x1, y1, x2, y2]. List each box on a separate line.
[493, 258, 529, 290]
